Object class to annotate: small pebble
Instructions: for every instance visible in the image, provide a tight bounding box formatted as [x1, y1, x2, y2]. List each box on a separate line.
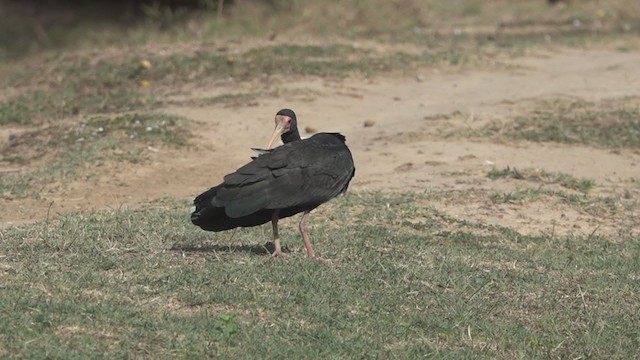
[363, 119, 375, 128]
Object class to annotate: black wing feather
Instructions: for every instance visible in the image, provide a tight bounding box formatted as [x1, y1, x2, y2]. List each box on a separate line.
[191, 132, 355, 231]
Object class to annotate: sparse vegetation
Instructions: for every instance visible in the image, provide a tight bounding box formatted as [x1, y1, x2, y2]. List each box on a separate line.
[0, 113, 189, 199]
[483, 99, 640, 148]
[87, 113, 189, 146]
[0, 59, 155, 125]
[2, 0, 640, 125]
[488, 187, 636, 218]
[1, 0, 639, 61]
[0, 44, 473, 126]
[488, 166, 595, 193]
[0, 193, 638, 358]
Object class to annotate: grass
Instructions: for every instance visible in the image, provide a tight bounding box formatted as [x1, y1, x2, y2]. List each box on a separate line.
[482, 99, 640, 148]
[87, 113, 189, 147]
[0, 113, 189, 199]
[2, 0, 639, 61]
[488, 166, 595, 193]
[2, 0, 640, 126]
[0, 59, 154, 125]
[147, 44, 448, 81]
[0, 44, 471, 126]
[0, 192, 638, 358]
[1, 137, 124, 199]
[488, 186, 636, 218]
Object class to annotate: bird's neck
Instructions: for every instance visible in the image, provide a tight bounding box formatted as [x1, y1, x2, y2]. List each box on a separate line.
[281, 128, 301, 143]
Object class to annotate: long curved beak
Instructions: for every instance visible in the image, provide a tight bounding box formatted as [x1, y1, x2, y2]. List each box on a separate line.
[267, 116, 289, 149]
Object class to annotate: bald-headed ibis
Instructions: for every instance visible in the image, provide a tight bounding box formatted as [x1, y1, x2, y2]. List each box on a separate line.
[190, 109, 355, 262]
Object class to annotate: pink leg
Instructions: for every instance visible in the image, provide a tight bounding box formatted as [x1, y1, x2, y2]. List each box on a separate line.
[299, 211, 331, 262]
[271, 210, 286, 258]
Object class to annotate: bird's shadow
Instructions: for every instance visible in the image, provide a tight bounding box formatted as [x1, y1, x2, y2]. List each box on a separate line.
[170, 241, 290, 256]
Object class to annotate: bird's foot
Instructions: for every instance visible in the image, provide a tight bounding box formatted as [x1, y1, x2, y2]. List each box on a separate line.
[271, 250, 287, 258]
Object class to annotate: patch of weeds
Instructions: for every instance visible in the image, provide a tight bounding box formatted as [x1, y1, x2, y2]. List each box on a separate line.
[0, 172, 31, 199]
[2, 113, 188, 164]
[489, 190, 534, 204]
[0, 91, 60, 125]
[140, 43, 457, 85]
[151, 44, 417, 78]
[214, 314, 238, 340]
[489, 187, 636, 218]
[488, 166, 595, 193]
[0, 58, 156, 125]
[488, 188, 557, 205]
[546, 171, 595, 193]
[87, 113, 189, 146]
[0, 43, 478, 125]
[0, 113, 190, 199]
[168, 93, 259, 108]
[483, 99, 640, 148]
[2, 122, 91, 165]
[487, 166, 524, 180]
[550, 190, 637, 218]
[1, 137, 123, 200]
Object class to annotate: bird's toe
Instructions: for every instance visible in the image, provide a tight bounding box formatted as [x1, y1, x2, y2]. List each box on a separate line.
[271, 250, 287, 258]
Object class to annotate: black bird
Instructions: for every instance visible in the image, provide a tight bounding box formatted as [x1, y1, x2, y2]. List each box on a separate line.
[190, 109, 355, 262]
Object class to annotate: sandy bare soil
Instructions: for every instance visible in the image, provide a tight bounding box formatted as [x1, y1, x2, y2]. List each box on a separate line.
[2, 47, 639, 237]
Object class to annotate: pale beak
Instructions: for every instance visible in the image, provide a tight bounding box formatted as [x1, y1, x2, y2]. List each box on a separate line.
[267, 116, 289, 149]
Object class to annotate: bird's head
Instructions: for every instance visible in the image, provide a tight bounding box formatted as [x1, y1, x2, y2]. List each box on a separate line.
[267, 108, 298, 149]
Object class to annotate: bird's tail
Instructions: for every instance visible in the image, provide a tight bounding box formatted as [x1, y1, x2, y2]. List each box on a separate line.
[190, 186, 233, 231]
[191, 185, 274, 231]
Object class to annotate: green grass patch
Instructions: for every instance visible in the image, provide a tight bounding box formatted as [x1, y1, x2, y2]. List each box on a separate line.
[0, 113, 189, 199]
[87, 113, 189, 147]
[488, 166, 595, 193]
[149, 44, 392, 80]
[1, 192, 639, 358]
[154, 43, 476, 79]
[0, 44, 470, 125]
[2, 0, 639, 125]
[482, 99, 640, 148]
[2, 0, 639, 61]
[171, 93, 259, 108]
[0, 58, 154, 125]
[1, 137, 125, 199]
[0, 91, 61, 125]
[489, 187, 636, 218]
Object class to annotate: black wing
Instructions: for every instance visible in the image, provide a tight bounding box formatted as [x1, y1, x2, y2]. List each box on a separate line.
[213, 133, 354, 218]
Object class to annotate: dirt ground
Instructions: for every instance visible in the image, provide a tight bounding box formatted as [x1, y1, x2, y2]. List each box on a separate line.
[2, 47, 639, 237]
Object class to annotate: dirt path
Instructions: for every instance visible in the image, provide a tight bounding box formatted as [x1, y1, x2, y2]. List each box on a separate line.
[3, 48, 639, 236]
